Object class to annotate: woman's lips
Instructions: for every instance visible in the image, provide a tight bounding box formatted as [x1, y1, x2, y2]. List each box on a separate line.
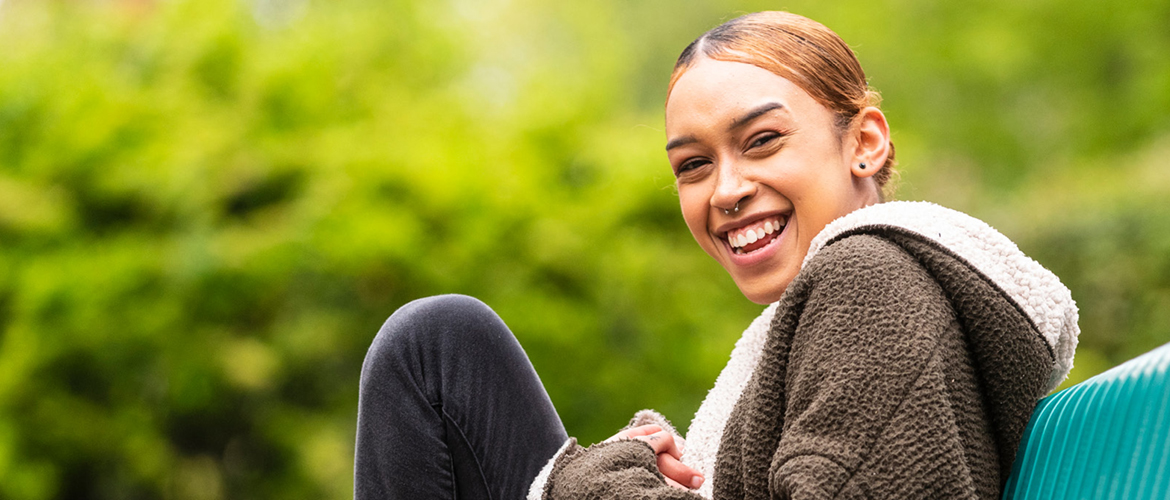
[724, 215, 788, 253]
[722, 216, 789, 267]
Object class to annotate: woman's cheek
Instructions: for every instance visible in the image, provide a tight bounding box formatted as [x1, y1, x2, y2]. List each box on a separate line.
[678, 188, 706, 233]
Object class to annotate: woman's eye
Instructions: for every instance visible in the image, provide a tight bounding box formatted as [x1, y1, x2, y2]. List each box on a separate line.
[748, 132, 780, 150]
[676, 159, 710, 175]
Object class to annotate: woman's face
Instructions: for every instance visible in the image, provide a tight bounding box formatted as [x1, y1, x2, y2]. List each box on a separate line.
[665, 57, 880, 304]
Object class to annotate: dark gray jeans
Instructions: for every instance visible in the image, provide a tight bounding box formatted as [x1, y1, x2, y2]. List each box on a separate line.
[354, 295, 568, 499]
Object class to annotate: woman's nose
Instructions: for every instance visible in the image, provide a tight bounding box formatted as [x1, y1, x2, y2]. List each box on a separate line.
[710, 162, 754, 212]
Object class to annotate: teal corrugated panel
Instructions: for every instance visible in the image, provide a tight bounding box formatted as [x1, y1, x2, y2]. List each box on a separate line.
[1002, 342, 1170, 500]
[1049, 381, 1099, 498]
[1133, 355, 1170, 500]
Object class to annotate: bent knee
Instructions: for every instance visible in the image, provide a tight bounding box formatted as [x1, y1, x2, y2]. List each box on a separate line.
[395, 294, 494, 327]
[383, 295, 497, 340]
[365, 294, 510, 367]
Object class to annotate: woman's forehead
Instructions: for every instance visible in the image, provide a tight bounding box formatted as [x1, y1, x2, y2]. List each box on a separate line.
[665, 59, 815, 135]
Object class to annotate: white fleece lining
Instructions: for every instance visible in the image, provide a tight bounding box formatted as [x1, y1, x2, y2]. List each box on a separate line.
[680, 303, 777, 499]
[526, 438, 573, 500]
[804, 201, 1079, 391]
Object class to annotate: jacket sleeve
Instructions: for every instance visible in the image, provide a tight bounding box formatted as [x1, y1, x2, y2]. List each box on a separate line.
[535, 409, 703, 500]
[769, 235, 981, 499]
[541, 439, 704, 500]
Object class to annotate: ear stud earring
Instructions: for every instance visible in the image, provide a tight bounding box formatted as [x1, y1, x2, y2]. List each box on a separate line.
[859, 162, 868, 170]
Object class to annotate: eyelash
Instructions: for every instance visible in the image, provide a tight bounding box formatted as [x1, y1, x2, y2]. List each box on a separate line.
[747, 132, 781, 151]
[676, 158, 710, 175]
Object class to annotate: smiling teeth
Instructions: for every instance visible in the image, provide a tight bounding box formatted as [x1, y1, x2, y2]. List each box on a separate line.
[729, 216, 787, 251]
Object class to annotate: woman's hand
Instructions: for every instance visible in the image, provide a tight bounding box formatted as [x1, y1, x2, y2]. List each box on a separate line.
[609, 424, 705, 491]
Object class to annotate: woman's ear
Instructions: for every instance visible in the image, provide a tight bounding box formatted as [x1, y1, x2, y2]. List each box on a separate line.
[848, 107, 891, 179]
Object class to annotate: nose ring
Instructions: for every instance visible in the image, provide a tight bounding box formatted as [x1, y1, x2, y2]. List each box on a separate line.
[723, 202, 740, 215]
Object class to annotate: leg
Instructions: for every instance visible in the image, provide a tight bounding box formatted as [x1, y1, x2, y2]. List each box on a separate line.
[354, 295, 568, 500]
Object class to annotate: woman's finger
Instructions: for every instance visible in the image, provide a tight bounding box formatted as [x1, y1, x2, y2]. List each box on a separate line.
[607, 424, 662, 442]
[664, 476, 689, 491]
[622, 424, 663, 438]
[633, 430, 681, 459]
[657, 452, 704, 490]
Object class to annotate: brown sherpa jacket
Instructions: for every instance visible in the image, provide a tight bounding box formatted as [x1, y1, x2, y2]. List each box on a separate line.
[528, 202, 1079, 500]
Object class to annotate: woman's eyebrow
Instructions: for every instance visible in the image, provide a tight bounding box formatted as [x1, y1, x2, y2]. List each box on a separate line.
[729, 102, 785, 131]
[665, 102, 785, 151]
[665, 136, 698, 151]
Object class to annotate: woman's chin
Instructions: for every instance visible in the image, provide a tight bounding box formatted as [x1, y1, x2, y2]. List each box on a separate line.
[723, 231, 798, 304]
[731, 269, 794, 304]
[737, 282, 788, 305]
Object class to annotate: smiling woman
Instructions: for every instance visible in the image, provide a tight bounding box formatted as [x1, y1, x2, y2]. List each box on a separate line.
[354, 11, 1080, 500]
[666, 58, 889, 303]
[663, 12, 894, 305]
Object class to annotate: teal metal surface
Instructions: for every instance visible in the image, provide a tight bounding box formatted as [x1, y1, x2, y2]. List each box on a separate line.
[1003, 342, 1170, 499]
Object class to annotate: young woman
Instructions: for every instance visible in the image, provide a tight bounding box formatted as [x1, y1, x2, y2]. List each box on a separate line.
[354, 11, 1079, 500]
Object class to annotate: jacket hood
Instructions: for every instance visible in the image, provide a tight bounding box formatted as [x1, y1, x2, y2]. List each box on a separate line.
[804, 201, 1079, 393]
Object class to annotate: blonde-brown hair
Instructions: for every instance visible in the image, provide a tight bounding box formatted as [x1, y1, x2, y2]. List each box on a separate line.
[668, 11, 897, 192]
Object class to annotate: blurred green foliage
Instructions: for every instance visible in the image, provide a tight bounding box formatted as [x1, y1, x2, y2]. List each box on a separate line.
[0, 0, 1168, 498]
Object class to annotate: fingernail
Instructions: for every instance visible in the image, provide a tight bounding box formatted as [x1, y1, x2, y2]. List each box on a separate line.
[691, 476, 704, 489]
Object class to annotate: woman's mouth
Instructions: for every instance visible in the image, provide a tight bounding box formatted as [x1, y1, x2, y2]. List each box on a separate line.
[725, 215, 787, 255]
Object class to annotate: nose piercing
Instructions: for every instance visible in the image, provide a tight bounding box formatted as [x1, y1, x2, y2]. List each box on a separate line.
[723, 202, 740, 215]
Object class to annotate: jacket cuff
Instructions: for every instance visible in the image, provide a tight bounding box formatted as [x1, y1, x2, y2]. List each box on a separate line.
[526, 438, 576, 500]
[606, 409, 685, 448]
[628, 409, 681, 437]
[544, 439, 670, 499]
